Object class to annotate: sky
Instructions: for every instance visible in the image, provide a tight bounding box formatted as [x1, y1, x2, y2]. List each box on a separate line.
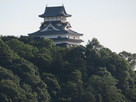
[0, 0, 136, 53]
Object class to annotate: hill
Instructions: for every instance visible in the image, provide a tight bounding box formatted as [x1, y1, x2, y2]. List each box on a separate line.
[0, 36, 136, 102]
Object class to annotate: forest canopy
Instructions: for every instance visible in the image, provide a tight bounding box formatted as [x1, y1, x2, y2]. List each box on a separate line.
[0, 36, 136, 102]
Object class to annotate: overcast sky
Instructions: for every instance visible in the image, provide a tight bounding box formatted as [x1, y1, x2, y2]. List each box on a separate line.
[0, 0, 136, 53]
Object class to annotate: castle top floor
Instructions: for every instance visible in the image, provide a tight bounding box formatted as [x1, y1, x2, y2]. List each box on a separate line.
[39, 6, 71, 22]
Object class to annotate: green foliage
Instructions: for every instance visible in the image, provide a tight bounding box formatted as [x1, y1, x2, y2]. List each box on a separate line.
[0, 39, 19, 66]
[6, 39, 38, 60]
[42, 73, 61, 102]
[119, 51, 136, 70]
[0, 66, 26, 102]
[88, 68, 127, 102]
[0, 36, 136, 102]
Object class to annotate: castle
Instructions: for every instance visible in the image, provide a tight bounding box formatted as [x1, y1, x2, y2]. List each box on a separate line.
[29, 6, 83, 47]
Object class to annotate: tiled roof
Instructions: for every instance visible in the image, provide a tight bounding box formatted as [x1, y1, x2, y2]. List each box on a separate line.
[39, 6, 71, 17]
[29, 29, 83, 36]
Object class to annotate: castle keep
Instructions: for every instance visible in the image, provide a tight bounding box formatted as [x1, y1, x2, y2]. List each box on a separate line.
[29, 6, 83, 47]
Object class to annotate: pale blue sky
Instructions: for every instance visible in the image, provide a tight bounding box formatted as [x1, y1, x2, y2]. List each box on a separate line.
[0, 0, 136, 53]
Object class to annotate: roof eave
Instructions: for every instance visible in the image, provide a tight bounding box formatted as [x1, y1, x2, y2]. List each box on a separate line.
[39, 15, 45, 18]
[65, 14, 72, 17]
[39, 15, 72, 18]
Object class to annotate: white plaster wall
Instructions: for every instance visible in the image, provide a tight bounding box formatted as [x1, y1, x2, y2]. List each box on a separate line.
[41, 34, 80, 39]
[44, 17, 62, 22]
[44, 16, 66, 22]
[68, 36, 79, 39]
[67, 34, 80, 39]
[42, 34, 68, 39]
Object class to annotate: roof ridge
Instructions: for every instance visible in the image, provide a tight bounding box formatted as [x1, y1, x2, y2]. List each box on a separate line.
[46, 6, 64, 8]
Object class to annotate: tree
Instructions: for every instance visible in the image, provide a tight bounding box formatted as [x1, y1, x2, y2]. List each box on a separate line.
[0, 66, 27, 102]
[87, 67, 127, 102]
[42, 73, 61, 102]
[6, 39, 38, 60]
[0, 39, 19, 66]
[119, 51, 136, 70]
